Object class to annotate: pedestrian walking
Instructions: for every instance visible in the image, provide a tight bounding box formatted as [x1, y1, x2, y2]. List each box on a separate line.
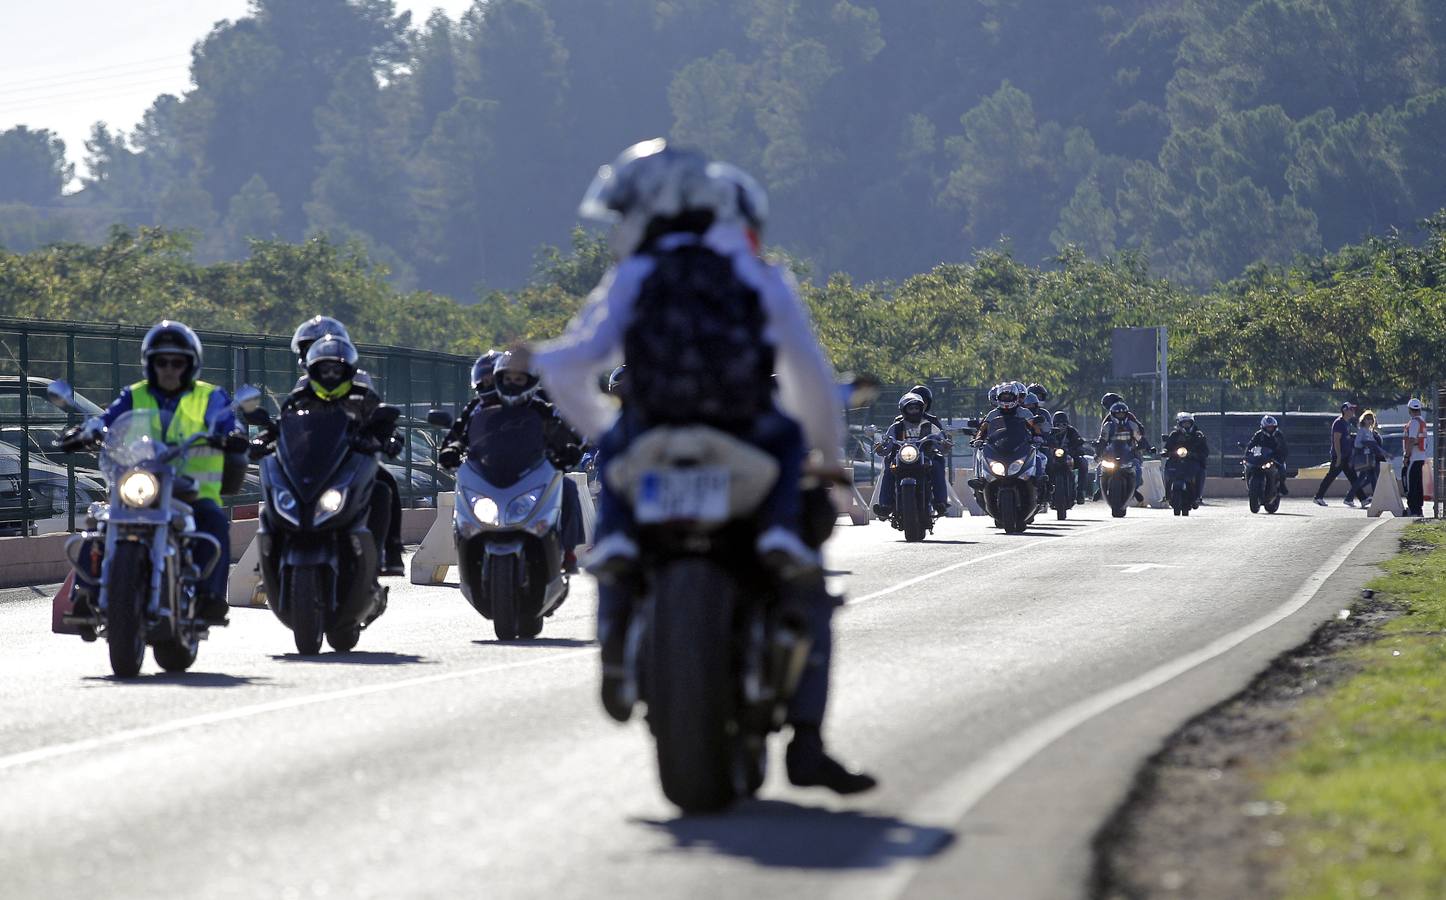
[1314, 402, 1366, 507]
[1403, 398, 1429, 516]
[1352, 410, 1387, 504]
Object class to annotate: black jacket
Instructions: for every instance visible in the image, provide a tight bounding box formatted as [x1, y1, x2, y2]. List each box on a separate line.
[1247, 429, 1289, 461]
[448, 397, 584, 471]
[1165, 428, 1210, 461]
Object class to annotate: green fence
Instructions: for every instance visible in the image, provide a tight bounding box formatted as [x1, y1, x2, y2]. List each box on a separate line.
[0, 316, 474, 535]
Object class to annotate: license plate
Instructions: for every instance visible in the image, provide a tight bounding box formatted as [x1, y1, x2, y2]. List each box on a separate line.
[636, 467, 730, 524]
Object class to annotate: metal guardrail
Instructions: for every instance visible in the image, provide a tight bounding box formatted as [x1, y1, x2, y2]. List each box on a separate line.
[0, 316, 474, 535]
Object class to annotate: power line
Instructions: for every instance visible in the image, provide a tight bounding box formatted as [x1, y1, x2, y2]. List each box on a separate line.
[0, 78, 189, 119]
[0, 63, 187, 101]
[3, 55, 190, 92]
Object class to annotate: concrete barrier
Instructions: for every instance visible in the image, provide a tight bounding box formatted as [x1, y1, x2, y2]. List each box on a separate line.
[951, 472, 985, 516]
[833, 471, 872, 525]
[1368, 467, 1407, 518]
[410, 492, 456, 585]
[1140, 459, 1167, 508]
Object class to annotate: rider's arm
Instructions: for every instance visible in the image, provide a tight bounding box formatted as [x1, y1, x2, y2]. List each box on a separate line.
[203, 386, 238, 435]
[533, 259, 650, 443]
[99, 386, 136, 428]
[741, 254, 846, 456]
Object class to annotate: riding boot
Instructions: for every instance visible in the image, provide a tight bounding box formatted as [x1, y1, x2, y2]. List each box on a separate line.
[786, 723, 878, 795]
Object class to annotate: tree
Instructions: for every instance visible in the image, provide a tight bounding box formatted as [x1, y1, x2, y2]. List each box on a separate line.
[0, 127, 71, 204]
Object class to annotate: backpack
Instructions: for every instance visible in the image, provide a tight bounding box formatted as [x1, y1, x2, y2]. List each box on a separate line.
[623, 244, 775, 428]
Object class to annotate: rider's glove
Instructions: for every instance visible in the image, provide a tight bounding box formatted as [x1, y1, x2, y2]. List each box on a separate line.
[438, 445, 463, 470]
[246, 438, 274, 462]
[221, 431, 250, 454]
[352, 436, 383, 455]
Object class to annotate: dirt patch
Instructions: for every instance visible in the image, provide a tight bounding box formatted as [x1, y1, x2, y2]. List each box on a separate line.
[1090, 593, 1403, 900]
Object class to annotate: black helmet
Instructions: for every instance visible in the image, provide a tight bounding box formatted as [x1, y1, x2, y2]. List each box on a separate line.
[493, 351, 540, 407]
[909, 384, 934, 412]
[1027, 383, 1050, 402]
[607, 365, 627, 395]
[1110, 401, 1129, 418]
[305, 334, 359, 399]
[142, 320, 202, 388]
[1052, 411, 1069, 427]
[471, 349, 501, 396]
[1023, 392, 1042, 408]
[291, 316, 351, 367]
[898, 391, 926, 422]
[1101, 392, 1124, 410]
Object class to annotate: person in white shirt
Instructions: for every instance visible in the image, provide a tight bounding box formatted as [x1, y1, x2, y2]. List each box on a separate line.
[1403, 398, 1429, 515]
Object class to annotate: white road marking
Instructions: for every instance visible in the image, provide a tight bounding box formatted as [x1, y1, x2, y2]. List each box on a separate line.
[1107, 563, 1179, 574]
[839, 515, 1389, 900]
[846, 521, 1126, 608]
[0, 649, 595, 774]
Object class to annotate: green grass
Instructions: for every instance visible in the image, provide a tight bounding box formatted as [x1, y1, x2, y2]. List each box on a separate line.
[1263, 523, 1446, 899]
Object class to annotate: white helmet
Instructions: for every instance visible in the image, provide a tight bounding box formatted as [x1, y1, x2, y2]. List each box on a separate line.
[579, 139, 733, 258]
[706, 161, 769, 234]
[492, 351, 541, 407]
[1408, 398, 1423, 411]
[1261, 415, 1278, 429]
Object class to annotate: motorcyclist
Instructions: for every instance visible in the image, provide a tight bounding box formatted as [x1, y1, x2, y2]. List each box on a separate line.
[1098, 401, 1147, 487]
[873, 391, 952, 519]
[289, 316, 407, 576]
[257, 334, 401, 569]
[1247, 416, 1291, 496]
[1050, 410, 1091, 502]
[437, 351, 587, 574]
[525, 141, 873, 794]
[975, 382, 1042, 442]
[439, 349, 504, 457]
[1164, 412, 1210, 507]
[1024, 385, 1053, 435]
[71, 321, 242, 624]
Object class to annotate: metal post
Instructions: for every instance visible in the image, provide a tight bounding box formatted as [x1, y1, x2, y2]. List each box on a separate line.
[1158, 326, 1169, 446]
[66, 332, 76, 533]
[18, 331, 34, 537]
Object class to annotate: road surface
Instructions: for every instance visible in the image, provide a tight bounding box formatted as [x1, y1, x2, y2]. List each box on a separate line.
[0, 500, 1401, 899]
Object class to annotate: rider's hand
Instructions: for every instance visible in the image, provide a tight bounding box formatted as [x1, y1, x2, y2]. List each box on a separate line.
[246, 438, 273, 462]
[352, 435, 382, 454]
[221, 431, 250, 454]
[438, 446, 463, 470]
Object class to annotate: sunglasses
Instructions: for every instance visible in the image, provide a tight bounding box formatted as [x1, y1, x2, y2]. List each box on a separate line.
[152, 356, 189, 371]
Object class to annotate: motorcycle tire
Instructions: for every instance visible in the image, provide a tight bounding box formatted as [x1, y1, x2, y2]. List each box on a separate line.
[490, 558, 521, 641]
[901, 486, 926, 543]
[999, 487, 1026, 534]
[289, 565, 327, 656]
[1106, 477, 1130, 519]
[648, 558, 737, 813]
[1053, 475, 1072, 520]
[1265, 495, 1281, 514]
[327, 623, 361, 652]
[106, 541, 149, 678]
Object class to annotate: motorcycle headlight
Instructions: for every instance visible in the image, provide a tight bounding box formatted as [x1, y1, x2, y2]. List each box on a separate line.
[1175, 447, 1188, 458]
[471, 496, 500, 526]
[315, 487, 347, 523]
[989, 460, 1007, 476]
[1054, 448, 1065, 458]
[270, 487, 300, 525]
[1101, 459, 1118, 470]
[118, 469, 158, 508]
[1262, 462, 1274, 469]
[506, 490, 542, 525]
[1007, 458, 1027, 476]
[898, 445, 920, 464]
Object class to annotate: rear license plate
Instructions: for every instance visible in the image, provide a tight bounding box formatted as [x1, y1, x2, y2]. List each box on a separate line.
[636, 467, 730, 524]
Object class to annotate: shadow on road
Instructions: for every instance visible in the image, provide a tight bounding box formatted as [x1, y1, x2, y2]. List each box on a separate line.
[895, 539, 976, 546]
[83, 672, 267, 688]
[472, 638, 594, 649]
[638, 799, 953, 869]
[269, 651, 431, 666]
[824, 570, 854, 577]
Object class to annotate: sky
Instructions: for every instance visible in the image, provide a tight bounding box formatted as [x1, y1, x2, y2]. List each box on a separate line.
[0, 0, 477, 184]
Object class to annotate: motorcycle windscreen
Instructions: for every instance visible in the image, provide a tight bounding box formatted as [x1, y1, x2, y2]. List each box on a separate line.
[986, 416, 1035, 457]
[466, 405, 547, 489]
[277, 403, 352, 501]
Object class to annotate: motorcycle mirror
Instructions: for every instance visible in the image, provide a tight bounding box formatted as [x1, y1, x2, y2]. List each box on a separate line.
[46, 379, 75, 410]
[426, 408, 454, 429]
[842, 372, 882, 408]
[234, 384, 263, 414]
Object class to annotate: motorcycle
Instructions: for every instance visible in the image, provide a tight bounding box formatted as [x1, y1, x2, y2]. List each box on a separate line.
[1241, 443, 1282, 514]
[427, 407, 569, 641]
[241, 386, 392, 654]
[50, 381, 238, 677]
[1045, 432, 1077, 520]
[1096, 438, 1139, 519]
[873, 431, 948, 542]
[1164, 441, 1204, 517]
[607, 426, 813, 813]
[975, 429, 1038, 534]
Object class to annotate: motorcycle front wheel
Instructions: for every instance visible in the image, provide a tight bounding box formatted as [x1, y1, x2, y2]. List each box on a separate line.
[1106, 475, 1130, 518]
[1053, 473, 1072, 520]
[647, 558, 738, 813]
[490, 557, 521, 641]
[106, 541, 149, 678]
[289, 565, 328, 655]
[901, 483, 927, 542]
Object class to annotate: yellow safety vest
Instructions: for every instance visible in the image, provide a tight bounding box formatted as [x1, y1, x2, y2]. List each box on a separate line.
[129, 380, 225, 502]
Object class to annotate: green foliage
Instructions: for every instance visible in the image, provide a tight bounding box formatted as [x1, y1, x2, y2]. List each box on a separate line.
[0, 127, 71, 205]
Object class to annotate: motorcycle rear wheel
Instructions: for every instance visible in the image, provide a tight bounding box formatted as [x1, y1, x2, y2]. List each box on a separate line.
[289, 565, 327, 655]
[648, 558, 738, 813]
[106, 542, 149, 678]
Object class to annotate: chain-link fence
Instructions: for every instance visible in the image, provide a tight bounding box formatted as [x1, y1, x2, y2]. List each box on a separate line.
[0, 316, 473, 535]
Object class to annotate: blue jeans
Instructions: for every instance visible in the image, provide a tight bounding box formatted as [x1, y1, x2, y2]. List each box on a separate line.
[190, 499, 230, 600]
[877, 458, 950, 510]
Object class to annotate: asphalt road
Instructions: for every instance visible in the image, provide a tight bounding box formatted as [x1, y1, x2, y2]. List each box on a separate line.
[0, 499, 1402, 900]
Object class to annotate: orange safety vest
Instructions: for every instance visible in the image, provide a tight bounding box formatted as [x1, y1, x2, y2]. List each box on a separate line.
[1407, 414, 1428, 455]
